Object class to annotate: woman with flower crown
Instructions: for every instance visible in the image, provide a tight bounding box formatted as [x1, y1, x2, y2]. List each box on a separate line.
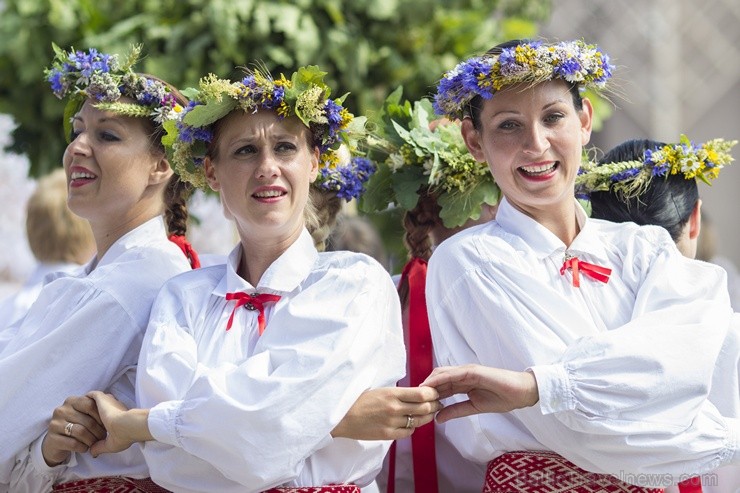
[339, 87, 498, 493]
[2, 45, 199, 492]
[579, 137, 739, 493]
[419, 39, 740, 492]
[79, 66, 406, 493]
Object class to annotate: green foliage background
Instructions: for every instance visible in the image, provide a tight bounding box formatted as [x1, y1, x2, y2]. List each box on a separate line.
[0, 0, 553, 270]
[0, 0, 550, 177]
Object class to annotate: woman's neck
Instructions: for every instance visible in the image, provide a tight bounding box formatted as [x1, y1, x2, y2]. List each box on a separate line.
[90, 208, 163, 264]
[511, 199, 580, 247]
[237, 226, 303, 286]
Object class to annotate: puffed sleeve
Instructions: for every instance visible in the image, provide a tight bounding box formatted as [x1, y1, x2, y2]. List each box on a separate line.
[137, 262, 405, 493]
[428, 231, 739, 484]
[7, 440, 55, 493]
[0, 279, 143, 485]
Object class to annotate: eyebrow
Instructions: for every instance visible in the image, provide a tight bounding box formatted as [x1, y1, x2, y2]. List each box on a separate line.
[72, 115, 126, 126]
[490, 98, 568, 118]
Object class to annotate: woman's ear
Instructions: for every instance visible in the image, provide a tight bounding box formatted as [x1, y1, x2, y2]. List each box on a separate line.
[579, 98, 594, 146]
[689, 199, 702, 240]
[149, 155, 174, 186]
[461, 118, 486, 162]
[309, 146, 320, 182]
[204, 157, 221, 192]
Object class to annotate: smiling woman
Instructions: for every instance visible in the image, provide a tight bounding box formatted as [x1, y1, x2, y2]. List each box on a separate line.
[420, 39, 739, 492]
[81, 66, 406, 493]
[2, 45, 199, 492]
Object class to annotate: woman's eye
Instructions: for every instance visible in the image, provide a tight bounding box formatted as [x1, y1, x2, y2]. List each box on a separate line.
[235, 145, 257, 155]
[498, 121, 519, 130]
[275, 142, 297, 153]
[544, 113, 564, 124]
[99, 131, 120, 142]
[69, 129, 82, 141]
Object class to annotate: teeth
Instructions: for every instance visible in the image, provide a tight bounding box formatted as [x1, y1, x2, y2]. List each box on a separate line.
[520, 162, 556, 175]
[254, 190, 284, 198]
[70, 172, 96, 180]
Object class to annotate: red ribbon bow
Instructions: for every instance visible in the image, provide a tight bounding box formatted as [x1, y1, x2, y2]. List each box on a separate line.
[225, 292, 281, 334]
[559, 254, 611, 288]
[168, 234, 201, 269]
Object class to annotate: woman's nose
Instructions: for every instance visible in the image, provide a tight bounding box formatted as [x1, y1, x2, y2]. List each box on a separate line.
[66, 132, 91, 157]
[523, 123, 550, 156]
[254, 152, 281, 179]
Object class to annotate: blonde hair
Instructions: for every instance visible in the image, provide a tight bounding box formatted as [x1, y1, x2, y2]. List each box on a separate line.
[26, 168, 95, 264]
[306, 187, 343, 252]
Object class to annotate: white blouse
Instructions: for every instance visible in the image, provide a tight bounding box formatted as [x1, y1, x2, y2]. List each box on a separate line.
[0, 261, 85, 336]
[3, 217, 190, 492]
[137, 228, 406, 493]
[426, 197, 739, 487]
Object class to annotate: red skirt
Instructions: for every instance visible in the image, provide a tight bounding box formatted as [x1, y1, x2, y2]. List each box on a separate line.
[483, 451, 664, 493]
[52, 477, 170, 493]
[263, 486, 359, 493]
[53, 478, 358, 493]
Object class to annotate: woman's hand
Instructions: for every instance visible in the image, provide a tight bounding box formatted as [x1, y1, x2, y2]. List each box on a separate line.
[331, 386, 442, 440]
[86, 391, 153, 457]
[41, 395, 107, 466]
[421, 365, 539, 423]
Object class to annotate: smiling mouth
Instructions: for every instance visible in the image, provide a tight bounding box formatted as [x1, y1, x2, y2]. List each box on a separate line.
[518, 162, 558, 176]
[253, 190, 287, 198]
[70, 171, 96, 180]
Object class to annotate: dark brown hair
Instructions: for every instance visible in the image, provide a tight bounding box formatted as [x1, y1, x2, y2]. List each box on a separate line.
[137, 75, 193, 237]
[397, 188, 442, 306]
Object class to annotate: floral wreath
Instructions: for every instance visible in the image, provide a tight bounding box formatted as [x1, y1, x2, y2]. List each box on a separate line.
[45, 44, 183, 142]
[576, 135, 737, 200]
[165, 66, 373, 199]
[360, 87, 500, 228]
[434, 39, 614, 120]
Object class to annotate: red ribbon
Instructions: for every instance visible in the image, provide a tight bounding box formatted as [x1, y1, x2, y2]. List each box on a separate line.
[225, 292, 281, 334]
[168, 234, 201, 269]
[396, 257, 439, 493]
[559, 254, 611, 288]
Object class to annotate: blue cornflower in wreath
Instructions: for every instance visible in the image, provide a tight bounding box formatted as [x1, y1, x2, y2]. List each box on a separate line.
[576, 135, 737, 200]
[434, 39, 614, 120]
[45, 44, 184, 141]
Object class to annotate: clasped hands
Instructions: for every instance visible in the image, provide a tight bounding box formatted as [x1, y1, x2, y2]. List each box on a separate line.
[332, 365, 539, 440]
[42, 365, 539, 464]
[41, 391, 144, 467]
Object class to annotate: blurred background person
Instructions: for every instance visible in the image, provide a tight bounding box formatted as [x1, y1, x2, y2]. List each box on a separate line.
[326, 213, 389, 270]
[0, 168, 95, 328]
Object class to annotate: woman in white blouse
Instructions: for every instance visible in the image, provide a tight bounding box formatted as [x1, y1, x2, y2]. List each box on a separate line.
[82, 67, 406, 493]
[583, 137, 739, 493]
[2, 47, 197, 492]
[421, 39, 739, 491]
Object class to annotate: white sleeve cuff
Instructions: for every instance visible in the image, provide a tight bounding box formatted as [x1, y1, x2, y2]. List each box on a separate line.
[725, 417, 740, 466]
[528, 363, 575, 415]
[147, 401, 182, 447]
[29, 433, 76, 474]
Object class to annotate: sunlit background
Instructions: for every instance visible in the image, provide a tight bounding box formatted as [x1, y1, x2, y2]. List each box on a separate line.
[0, 0, 737, 292]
